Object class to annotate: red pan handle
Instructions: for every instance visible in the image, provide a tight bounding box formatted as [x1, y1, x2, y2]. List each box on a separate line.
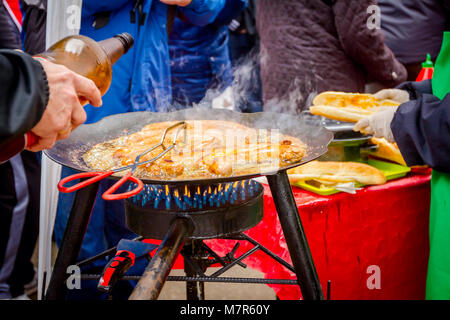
[58, 171, 115, 193]
[102, 171, 144, 201]
[25, 131, 39, 148]
[97, 250, 135, 293]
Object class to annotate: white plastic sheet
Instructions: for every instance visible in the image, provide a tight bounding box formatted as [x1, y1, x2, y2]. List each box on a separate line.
[37, 0, 82, 300]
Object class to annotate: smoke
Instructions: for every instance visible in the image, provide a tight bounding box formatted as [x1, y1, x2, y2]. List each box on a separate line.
[258, 42, 324, 115]
[171, 39, 330, 149]
[261, 72, 323, 116]
[191, 41, 324, 118]
[192, 46, 263, 113]
[263, 78, 306, 115]
[228, 46, 262, 112]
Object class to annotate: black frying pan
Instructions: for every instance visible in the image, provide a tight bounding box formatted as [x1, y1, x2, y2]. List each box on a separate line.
[44, 108, 333, 186]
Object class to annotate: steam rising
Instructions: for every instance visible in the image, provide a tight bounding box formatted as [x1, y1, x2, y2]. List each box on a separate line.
[49, 44, 333, 175]
[192, 43, 324, 123]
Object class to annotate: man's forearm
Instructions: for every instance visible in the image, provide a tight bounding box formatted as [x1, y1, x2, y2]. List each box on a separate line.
[0, 50, 49, 147]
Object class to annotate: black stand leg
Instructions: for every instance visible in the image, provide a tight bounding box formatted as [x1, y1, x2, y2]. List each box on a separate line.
[184, 240, 206, 300]
[266, 170, 324, 300]
[45, 182, 100, 300]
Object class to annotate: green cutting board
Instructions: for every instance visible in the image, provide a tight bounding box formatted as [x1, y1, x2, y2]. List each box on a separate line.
[292, 159, 411, 196]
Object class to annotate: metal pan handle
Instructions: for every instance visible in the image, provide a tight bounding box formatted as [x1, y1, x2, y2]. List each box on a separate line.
[102, 172, 144, 201]
[58, 171, 115, 193]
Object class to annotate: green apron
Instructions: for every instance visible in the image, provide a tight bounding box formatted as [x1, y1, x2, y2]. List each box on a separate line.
[425, 31, 450, 300]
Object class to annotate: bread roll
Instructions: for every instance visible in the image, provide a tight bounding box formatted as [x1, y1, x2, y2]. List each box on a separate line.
[370, 137, 407, 166]
[288, 161, 386, 186]
[309, 91, 399, 123]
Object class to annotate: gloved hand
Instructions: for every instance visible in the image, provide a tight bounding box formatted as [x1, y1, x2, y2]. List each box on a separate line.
[353, 107, 397, 142]
[373, 88, 410, 104]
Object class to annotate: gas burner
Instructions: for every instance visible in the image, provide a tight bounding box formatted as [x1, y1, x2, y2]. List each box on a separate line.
[44, 109, 332, 301]
[128, 180, 261, 211]
[125, 180, 264, 240]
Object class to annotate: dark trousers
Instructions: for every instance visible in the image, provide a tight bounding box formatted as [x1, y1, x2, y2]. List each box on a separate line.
[0, 151, 39, 298]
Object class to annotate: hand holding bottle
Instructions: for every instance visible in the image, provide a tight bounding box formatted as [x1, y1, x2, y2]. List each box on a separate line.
[0, 33, 133, 161]
[26, 59, 102, 152]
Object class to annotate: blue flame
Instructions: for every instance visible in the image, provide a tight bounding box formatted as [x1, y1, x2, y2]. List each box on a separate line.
[127, 180, 261, 211]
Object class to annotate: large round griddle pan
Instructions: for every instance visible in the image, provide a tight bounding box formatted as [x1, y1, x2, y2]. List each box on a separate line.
[44, 108, 333, 185]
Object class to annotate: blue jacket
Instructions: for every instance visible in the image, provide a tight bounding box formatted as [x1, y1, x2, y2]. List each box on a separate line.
[80, 0, 225, 124]
[169, 0, 247, 105]
[378, 0, 450, 65]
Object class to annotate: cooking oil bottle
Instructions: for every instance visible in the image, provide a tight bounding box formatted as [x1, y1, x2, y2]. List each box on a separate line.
[36, 32, 134, 98]
[1, 33, 134, 163]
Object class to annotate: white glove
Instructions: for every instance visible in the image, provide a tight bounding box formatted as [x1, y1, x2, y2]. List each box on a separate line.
[373, 88, 410, 104]
[353, 107, 397, 142]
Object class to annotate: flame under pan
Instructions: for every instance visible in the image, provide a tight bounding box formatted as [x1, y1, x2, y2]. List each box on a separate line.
[125, 182, 265, 240]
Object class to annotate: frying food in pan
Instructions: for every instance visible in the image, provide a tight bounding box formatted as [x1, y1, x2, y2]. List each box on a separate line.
[83, 120, 307, 180]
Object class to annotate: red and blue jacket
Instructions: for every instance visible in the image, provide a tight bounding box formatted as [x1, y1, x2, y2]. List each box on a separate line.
[79, 0, 225, 123]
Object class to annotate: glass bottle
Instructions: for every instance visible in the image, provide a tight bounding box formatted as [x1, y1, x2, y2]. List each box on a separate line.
[0, 33, 134, 163]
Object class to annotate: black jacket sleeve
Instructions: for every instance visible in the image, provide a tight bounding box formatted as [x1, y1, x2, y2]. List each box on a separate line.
[0, 50, 49, 148]
[391, 93, 450, 173]
[396, 80, 433, 100]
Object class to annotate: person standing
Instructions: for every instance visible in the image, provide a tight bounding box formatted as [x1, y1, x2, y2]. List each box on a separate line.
[0, 0, 35, 300]
[0, 48, 101, 302]
[256, 0, 407, 114]
[378, 0, 450, 80]
[354, 31, 450, 299]
[53, 0, 226, 300]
